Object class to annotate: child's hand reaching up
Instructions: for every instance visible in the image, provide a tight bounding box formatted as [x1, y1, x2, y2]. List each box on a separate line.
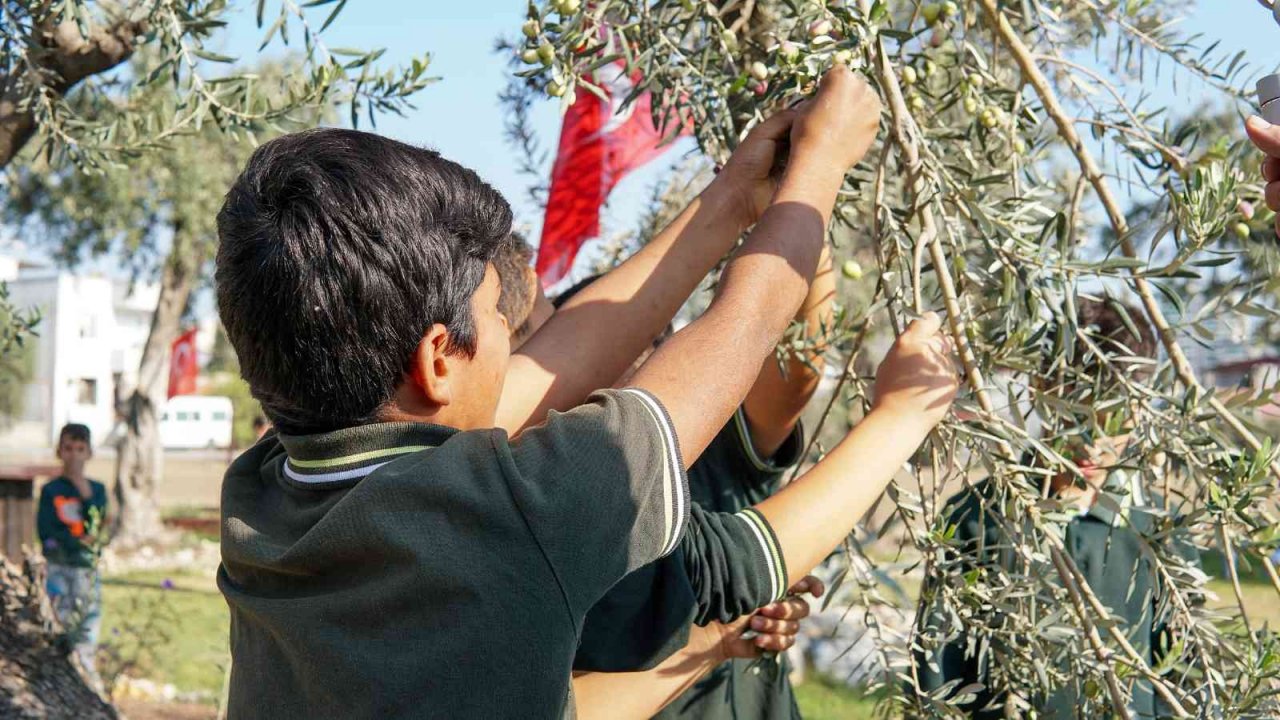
[871, 312, 959, 429]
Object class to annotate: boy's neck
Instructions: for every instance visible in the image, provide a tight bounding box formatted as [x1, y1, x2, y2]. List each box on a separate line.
[63, 469, 88, 486]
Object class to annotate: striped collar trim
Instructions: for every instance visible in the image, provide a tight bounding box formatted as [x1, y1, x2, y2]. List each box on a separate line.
[277, 422, 457, 486]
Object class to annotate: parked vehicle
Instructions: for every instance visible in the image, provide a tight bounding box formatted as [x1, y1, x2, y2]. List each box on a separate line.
[159, 395, 234, 449]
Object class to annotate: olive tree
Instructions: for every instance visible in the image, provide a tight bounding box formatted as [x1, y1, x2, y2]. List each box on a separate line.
[518, 0, 1280, 716]
[2, 2, 433, 547]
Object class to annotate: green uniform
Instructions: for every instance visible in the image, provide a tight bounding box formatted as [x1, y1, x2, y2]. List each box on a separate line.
[219, 389, 692, 720]
[916, 477, 1197, 719]
[575, 408, 805, 720]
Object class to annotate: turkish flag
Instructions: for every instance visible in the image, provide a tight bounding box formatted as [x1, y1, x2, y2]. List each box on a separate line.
[536, 64, 683, 286]
[168, 328, 199, 399]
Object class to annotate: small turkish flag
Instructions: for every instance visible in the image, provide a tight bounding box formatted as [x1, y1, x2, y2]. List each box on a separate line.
[536, 63, 683, 286]
[168, 328, 199, 399]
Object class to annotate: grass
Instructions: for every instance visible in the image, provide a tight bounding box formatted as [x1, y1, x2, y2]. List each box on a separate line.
[98, 569, 229, 701]
[793, 675, 882, 719]
[93, 538, 1280, 711]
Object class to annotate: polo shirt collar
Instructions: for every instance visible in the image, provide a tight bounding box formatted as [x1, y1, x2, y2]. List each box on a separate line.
[277, 422, 458, 486]
[1082, 468, 1147, 527]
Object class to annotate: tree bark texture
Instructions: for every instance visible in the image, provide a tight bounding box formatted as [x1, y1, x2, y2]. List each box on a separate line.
[112, 233, 203, 548]
[0, 15, 146, 167]
[0, 554, 117, 719]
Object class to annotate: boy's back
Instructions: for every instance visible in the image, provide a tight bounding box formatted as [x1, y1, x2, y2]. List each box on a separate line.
[917, 478, 1190, 718]
[220, 391, 687, 718]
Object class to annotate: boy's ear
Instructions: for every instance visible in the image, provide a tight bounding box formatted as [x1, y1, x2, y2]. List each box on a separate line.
[408, 324, 455, 407]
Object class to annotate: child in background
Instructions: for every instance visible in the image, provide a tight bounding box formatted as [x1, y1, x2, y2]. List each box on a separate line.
[916, 297, 1200, 718]
[37, 422, 109, 683]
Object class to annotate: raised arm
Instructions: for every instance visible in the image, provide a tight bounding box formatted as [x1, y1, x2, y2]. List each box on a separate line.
[495, 111, 796, 434]
[627, 65, 881, 466]
[742, 243, 835, 457]
[757, 313, 957, 588]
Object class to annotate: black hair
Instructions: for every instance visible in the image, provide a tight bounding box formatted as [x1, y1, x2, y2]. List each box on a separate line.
[1047, 296, 1157, 379]
[215, 128, 513, 434]
[494, 233, 536, 330]
[58, 423, 91, 447]
[551, 274, 603, 310]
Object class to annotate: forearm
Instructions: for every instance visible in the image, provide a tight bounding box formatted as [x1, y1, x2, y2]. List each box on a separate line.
[743, 243, 835, 456]
[756, 406, 930, 587]
[631, 167, 841, 463]
[497, 183, 747, 433]
[572, 636, 724, 720]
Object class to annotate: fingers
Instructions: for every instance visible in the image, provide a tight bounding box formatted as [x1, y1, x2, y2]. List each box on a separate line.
[788, 575, 825, 599]
[750, 615, 799, 635]
[906, 311, 943, 339]
[757, 595, 812, 621]
[748, 108, 800, 143]
[752, 631, 797, 653]
[1246, 116, 1280, 158]
[1267, 179, 1280, 213]
[818, 62, 856, 94]
[1264, 157, 1280, 183]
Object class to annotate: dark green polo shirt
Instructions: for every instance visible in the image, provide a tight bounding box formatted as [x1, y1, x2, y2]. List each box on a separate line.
[915, 478, 1198, 719]
[218, 389, 689, 720]
[574, 407, 804, 720]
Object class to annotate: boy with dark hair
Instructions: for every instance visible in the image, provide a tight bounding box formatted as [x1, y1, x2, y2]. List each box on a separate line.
[495, 238, 837, 719]
[37, 422, 108, 682]
[215, 66, 948, 718]
[916, 296, 1198, 719]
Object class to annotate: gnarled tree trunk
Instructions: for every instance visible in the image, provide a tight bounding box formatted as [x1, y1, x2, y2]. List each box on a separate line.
[112, 231, 203, 548]
[0, 554, 116, 718]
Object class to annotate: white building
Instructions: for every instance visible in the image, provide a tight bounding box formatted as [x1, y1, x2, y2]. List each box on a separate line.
[0, 257, 169, 449]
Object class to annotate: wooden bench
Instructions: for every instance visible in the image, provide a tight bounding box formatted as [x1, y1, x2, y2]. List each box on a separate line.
[0, 465, 63, 561]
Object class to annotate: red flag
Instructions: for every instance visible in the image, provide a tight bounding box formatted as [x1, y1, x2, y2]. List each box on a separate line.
[536, 64, 682, 286]
[168, 328, 199, 399]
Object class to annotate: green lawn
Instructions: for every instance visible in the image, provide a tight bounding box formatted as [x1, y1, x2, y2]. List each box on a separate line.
[793, 675, 881, 719]
[94, 546, 1280, 711]
[99, 570, 229, 700]
[95, 566, 882, 714]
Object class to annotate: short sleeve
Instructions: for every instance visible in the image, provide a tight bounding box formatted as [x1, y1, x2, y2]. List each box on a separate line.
[681, 504, 789, 625]
[731, 407, 804, 481]
[497, 388, 690, 619]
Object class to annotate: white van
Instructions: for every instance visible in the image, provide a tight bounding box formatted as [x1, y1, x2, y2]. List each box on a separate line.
[159, 395, 234, 449]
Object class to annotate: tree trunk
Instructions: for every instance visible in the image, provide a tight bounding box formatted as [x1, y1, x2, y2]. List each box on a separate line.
[0, 554, 117, 719]
[0, 17, 146, 167]
[112, 234, 203, 548]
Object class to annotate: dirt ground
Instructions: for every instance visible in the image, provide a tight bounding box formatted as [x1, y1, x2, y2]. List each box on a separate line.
[1, 448, 230, 511]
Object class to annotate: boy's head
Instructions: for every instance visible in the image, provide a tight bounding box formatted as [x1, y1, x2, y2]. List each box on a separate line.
[490, 258, 671, 380]
[1043, 296, 1156, 488]
[493, 233, 552, 348]
[1045, 296, 1157, 389]
[216, 128, 514, 434]
[57, 423, 92, 472]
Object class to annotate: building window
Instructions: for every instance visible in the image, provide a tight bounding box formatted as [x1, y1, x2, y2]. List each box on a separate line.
[75, 378, 97, 405]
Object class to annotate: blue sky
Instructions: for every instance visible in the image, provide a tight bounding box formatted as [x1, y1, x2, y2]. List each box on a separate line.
[209, 0, 1280, 244]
